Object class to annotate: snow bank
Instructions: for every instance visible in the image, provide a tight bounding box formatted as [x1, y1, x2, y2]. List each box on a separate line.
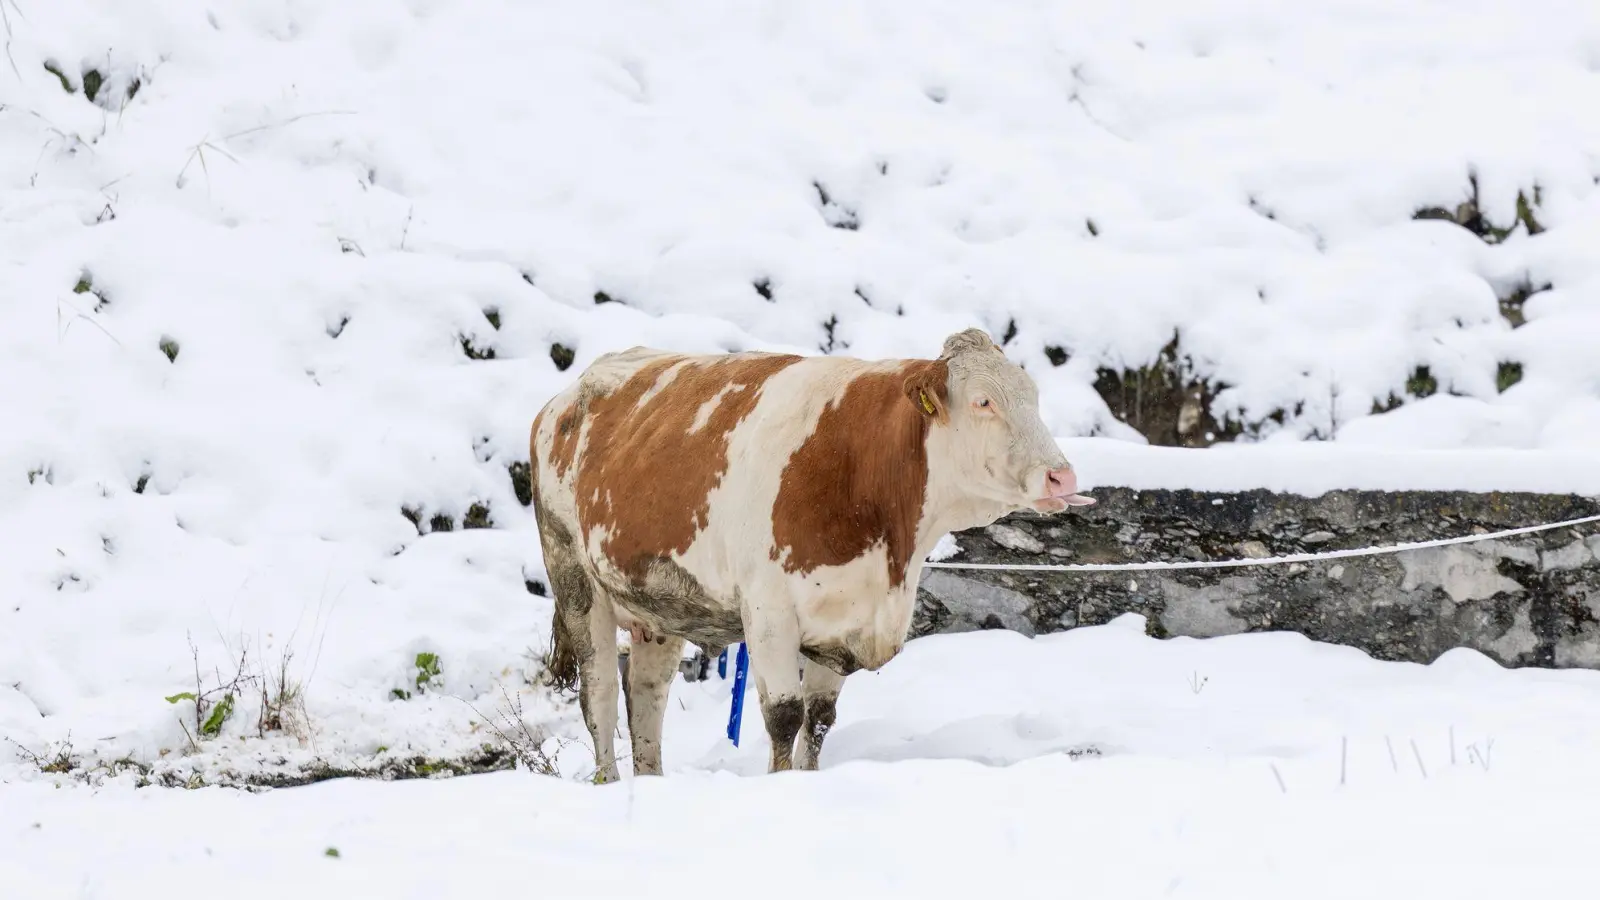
[3, 0, 1600, 773]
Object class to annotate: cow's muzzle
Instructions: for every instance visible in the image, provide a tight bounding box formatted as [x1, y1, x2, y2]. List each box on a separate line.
[1033, 467, 1095, 512]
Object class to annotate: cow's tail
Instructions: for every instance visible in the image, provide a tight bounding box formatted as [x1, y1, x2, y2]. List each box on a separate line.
[543, 596, 581, 694]
[531, 458, 584, 695]
[533, 482, 585, 695]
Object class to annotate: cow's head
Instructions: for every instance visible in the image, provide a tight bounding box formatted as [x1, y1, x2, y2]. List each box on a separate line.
[907, 328, 1095, 514]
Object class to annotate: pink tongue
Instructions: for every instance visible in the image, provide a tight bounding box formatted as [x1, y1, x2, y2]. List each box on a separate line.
[1061, 494, 1096, 506]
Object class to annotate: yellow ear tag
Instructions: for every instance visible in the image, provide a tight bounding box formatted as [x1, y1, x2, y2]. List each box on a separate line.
[920, 390, 936, 415]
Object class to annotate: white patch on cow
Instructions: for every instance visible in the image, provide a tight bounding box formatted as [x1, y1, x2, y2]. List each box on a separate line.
[689, 383, 743, 433]
[633, 359, 692, 411]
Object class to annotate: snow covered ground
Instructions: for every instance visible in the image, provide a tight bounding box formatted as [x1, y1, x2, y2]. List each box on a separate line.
[9, 617, 1600, 897]
[5, 0, 1600, 892]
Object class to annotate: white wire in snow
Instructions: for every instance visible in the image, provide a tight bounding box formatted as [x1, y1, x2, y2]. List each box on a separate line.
[922, 512, 1600, 574]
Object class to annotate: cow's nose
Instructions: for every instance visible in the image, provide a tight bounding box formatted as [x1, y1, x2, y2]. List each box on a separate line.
[1044, 467, 1077, 498]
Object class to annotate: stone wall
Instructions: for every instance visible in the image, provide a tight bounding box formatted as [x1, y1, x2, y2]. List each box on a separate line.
[913, 488, 1600, 669]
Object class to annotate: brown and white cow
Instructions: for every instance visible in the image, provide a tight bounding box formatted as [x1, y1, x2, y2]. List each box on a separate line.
[529, 328, 1093, 781]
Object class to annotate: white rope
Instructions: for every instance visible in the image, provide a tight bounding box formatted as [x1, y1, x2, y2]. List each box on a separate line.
[923, 512, 1600, 574]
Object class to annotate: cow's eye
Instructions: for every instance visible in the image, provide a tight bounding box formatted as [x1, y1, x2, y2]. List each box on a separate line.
[975, 398, 991, 409]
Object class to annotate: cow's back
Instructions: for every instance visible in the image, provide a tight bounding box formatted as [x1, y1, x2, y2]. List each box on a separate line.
[530, 346, 810, 571]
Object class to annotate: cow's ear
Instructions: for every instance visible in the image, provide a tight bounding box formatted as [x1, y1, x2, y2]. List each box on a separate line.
[903, 365, 949, 423]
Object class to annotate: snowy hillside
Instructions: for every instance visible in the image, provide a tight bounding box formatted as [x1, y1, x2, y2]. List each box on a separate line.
[4, 0, 1600, 802]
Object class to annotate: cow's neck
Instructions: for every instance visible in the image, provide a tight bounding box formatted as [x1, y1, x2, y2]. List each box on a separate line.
[914, 445, 1017, 565]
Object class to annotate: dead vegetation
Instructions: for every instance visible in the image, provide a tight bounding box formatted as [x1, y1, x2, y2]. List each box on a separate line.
[464, 684, 567, 777]
[163, 632, 312, 752]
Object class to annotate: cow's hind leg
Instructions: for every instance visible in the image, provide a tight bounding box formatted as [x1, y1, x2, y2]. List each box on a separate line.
[548, 562, 621, 784]
[536, 496, 622, 783]
[794, 658, 844, 771]
[575, 597, 622, 783]
[622, 633, 684, 776]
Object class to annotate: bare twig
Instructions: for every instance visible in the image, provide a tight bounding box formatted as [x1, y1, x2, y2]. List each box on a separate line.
[5, 732, 77, 774]
[1410, 738, 1427, 779]
[216, 109, 354, 143]
[1466, 737, 1494, 772]
[1385, 735, 1398, 773]
[301, 574, 344, 699]
[0, 0, 24, 80]
[175, 111, 355, 191]
[176, 719, 199, 754]
[1269, 762, 1287, 794]
[256, 644, 308, 740]
[175, 631, 258, 744]
[55, 295, 122, 347]
[463, 685, 567, 777]
[175, 135, 239, 191]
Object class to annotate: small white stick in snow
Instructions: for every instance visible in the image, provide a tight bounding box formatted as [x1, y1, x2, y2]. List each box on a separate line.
[1386, 736, 1398, 773]
[1411, 738, 1428, 779]
[1269, 763, 1288, 794]
[1340, 736, 1348, 788]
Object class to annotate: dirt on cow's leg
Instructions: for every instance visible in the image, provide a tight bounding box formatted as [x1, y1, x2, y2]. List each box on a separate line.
[576, 597, 622, 783]
[624, 634, 684, 776]
[760, 692, 804, 771]
[795, 658, 843, 771]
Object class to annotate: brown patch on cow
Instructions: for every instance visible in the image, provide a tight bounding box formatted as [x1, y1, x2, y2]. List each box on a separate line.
[548, 402, 584, 479]
[574, 353, 802, 579]
[902, 361, 950, 424]
[771, 359, 949, 588]
[530, 396, 584, 482]
[528, 408, 547, 487]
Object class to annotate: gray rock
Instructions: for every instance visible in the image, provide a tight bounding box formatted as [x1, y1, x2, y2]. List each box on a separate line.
[987, 523, 1044, 554]
[913, 488, 1600, 670]
[1543, 540, 1594, 571]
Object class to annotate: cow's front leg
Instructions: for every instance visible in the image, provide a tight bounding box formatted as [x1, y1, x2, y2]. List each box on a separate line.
[745, 611, 804, 773]
[794, 657, 844, 771]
